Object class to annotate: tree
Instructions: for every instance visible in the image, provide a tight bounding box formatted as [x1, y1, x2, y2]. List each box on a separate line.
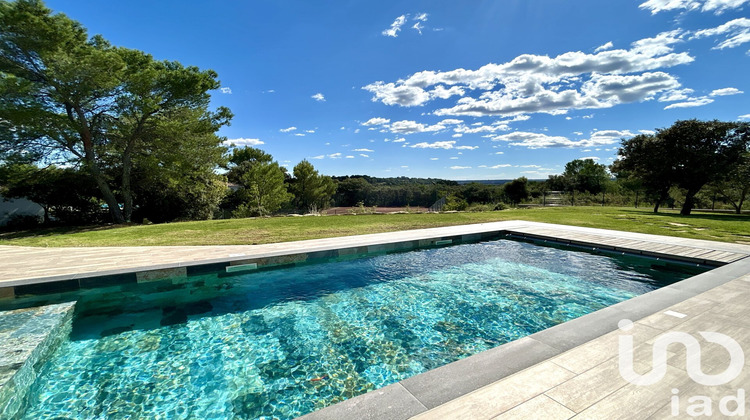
[710, 153, 750, 214]
[226, 147, 290, 217]
[613, 120, 749, 215]
[611, 134, 674, 212]
[0, 0, 231, 223]
[289, 160, 337, 212]
[128, 108, 229, 223]
[561, 159, 609, 205]
[503, 177, 529, 205]
[0, 164, 102, 224]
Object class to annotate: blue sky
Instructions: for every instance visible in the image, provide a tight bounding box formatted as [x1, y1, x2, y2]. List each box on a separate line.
[46, 0, 750, 180]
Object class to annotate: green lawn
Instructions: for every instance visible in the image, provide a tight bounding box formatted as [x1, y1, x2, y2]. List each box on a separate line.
[1, 207, 748, 247]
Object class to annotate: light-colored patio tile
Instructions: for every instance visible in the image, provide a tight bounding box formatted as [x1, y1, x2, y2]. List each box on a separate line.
[412, 361, 575, 420]
[492, 394, 575, 420]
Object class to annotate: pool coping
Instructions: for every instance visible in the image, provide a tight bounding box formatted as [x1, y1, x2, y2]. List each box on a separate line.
[0, 221, 748, 418]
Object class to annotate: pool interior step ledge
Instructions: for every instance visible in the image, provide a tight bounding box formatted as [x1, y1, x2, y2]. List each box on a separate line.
[0, 301, 76, 419]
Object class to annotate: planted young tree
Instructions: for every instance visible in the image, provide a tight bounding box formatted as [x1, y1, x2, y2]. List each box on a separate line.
[226, 147, 291, 217]
[0, 0, 231, 223]
[289, 160, 337, 213]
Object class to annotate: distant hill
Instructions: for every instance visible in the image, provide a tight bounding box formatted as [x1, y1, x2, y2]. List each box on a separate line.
[455, 179, 546, 185]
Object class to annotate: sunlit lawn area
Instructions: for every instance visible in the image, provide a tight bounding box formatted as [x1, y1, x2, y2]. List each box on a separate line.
[1, 206, 748, 247]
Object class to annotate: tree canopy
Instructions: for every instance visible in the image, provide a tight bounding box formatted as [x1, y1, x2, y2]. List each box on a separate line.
[0, 0, 231, 223]
[612, 119, 749, 215]
[225, 147, 291, 217]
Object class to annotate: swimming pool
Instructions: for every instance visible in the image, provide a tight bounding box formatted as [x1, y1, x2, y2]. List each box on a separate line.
[16, 238, 705, 419]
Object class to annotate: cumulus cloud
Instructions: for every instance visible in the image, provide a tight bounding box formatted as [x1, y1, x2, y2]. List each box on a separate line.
[223, 138, 264, 147]
[594, 41, 614, 52]
[639, 0, 750, 15]
[456, 145, 479, 150]
[410, 141, 456, 149]
[362, 117, 390, 126]
[693, 18, 750, 49]
[659, 88, 694, 102]
[346, 155, 355, 159]
[710, 87, 743, 96]
[311, 93, 326, 102]
[328, 153, 342, 159]
[450, 166, 471, 170]
[492, 129, 634, 149]
[359, 153, 370, 157]
[739, 114, 750, 120]
[220, 87, 232, 94]
[664, 97, 714, 108]
[280, 126, 297, 132]
[353, 148, 374, 152]
[382, 15, 408, 37]
[364, 30, 693, 117]
[311, 155, 325, 159]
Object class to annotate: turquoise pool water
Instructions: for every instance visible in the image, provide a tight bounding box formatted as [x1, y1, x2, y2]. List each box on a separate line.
[19, 239, 703, 419]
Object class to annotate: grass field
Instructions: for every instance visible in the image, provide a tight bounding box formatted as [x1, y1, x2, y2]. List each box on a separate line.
[1, 206, 748, 247]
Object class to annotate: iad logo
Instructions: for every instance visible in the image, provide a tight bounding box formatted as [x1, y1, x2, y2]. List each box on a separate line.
[618, 319, 746, 417]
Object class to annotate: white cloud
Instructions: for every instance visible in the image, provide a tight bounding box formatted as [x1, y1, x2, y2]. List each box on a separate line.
[280, 126, 297, 132]
[220, 87, 232, 94]
[294, 133, 306, 137]
[739, 114, 750, 120]
[365, 31, 693, 117]
[639, 0, 750, 15]
[430, 157, 439, 160]
[450, 166, 471, 169]
[362, 117, 390, 126]
[578, 156, 601, 161]
[456, 145, 479, 150]
[659, 88, 694, 102]
[312, 93, 326, 102]
[383, 15, 407, 37]
[594, 41, 614, 52]
[410, 141, 456, 149]
[495, 151, 505, 154]
[328, 153, 342, 159]
[224, 138, 264, 147]
[413, 22, 425, 35]
[664, 97, 714, 109]
[359, 153, 370, 158]
[354, 148, 374, 152]
[492, 129, 634, 149]
[311, 155, 325, 159]
[449, 156, 459, 159]
[488, 164, 513, 168]
[639, 129, 656, 134]
[710, 87, 744, 96]
[393, 138, 406, 143]
[692, 18, 750, 49]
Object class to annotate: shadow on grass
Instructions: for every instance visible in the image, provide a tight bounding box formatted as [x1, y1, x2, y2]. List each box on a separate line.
[618, 208, 750, 222]
[0, 223, 129, 241]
